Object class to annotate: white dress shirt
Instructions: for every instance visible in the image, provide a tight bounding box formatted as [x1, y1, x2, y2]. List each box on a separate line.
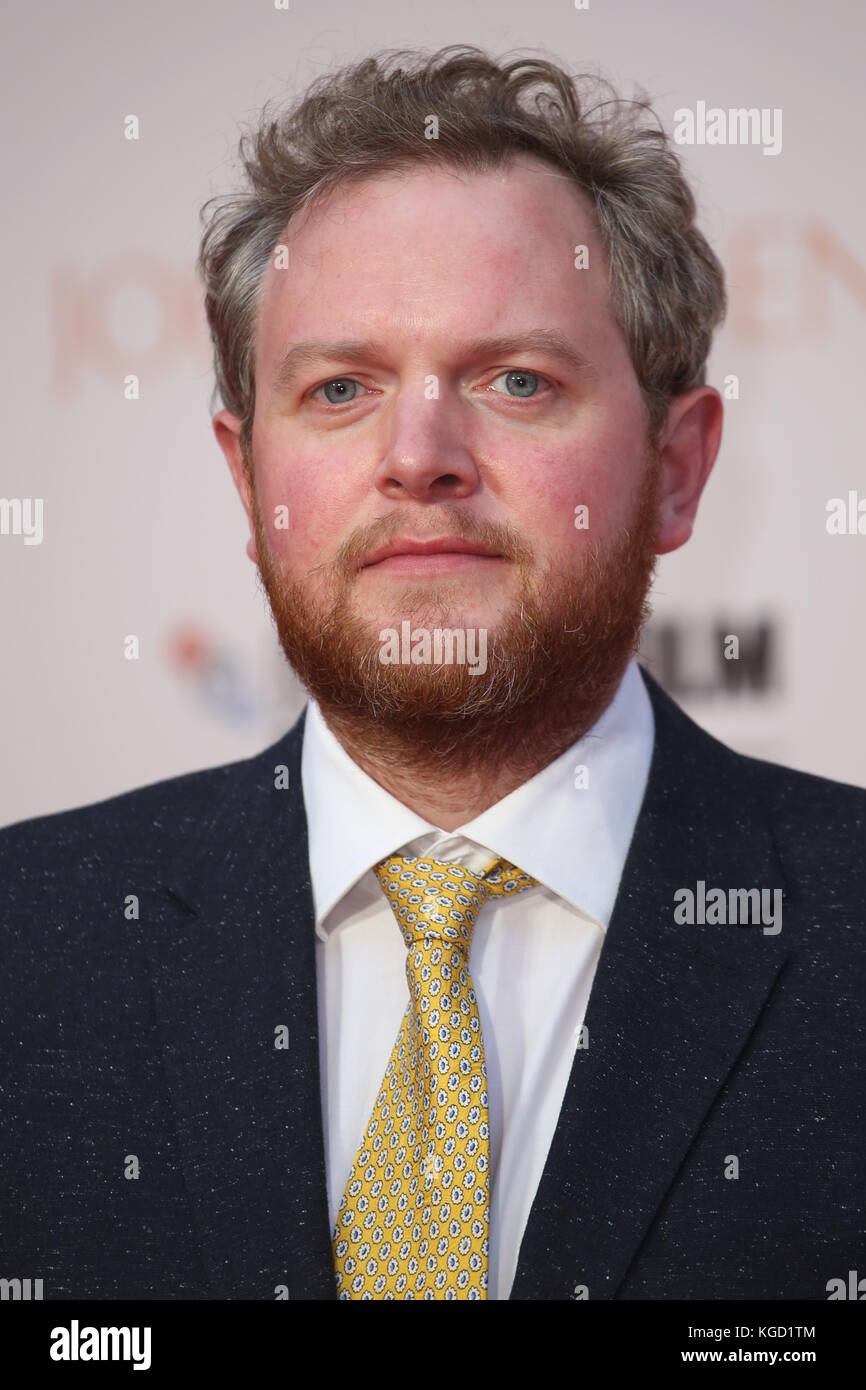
[301, 657, 655, 1299]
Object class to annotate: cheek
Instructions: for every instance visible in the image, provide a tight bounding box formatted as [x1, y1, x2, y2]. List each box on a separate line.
[500, 435, 642, 551]
[254, 443, 355, 573]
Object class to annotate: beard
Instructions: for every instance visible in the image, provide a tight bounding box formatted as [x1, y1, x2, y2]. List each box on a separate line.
[250, 447, 661, 779]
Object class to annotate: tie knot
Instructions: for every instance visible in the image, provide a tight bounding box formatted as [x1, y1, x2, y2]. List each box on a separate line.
[373, 853, 539, 952]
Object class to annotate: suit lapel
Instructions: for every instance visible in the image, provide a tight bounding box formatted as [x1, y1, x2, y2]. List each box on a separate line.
[143, 707, 337, 1299]
[510, 668, 791, 1299]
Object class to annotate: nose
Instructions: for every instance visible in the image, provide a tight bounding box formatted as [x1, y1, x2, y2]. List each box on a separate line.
[372, 381, 482, 503]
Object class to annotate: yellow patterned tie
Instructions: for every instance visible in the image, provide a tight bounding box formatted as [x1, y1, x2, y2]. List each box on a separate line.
[332, 852, 539, 1300]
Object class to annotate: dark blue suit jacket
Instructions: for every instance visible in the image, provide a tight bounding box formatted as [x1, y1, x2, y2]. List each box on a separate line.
[2, 666, 864, 1300]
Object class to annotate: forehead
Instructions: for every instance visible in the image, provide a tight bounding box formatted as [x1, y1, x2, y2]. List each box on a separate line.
[254, 155, 615, 369]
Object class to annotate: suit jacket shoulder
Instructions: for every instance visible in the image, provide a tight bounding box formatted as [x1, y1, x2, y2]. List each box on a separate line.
[640, 670, 866, 902]
[0, 709, 307, 889]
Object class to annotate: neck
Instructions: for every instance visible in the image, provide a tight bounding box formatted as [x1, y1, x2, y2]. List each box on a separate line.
[316, 671, 624, 830]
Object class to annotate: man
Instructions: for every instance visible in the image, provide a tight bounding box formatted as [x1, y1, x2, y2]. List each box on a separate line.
[2, 46, 863, 1301]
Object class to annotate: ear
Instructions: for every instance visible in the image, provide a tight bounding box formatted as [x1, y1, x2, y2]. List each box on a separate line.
[212, 409, 258, 563]
[654, 386, 724, 556]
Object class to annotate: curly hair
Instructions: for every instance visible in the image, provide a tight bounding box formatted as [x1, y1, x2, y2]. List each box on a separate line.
[197, 44, 726, 463]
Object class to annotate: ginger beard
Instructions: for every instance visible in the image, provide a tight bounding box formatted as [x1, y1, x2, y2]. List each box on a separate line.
[249, 444, 662, 776]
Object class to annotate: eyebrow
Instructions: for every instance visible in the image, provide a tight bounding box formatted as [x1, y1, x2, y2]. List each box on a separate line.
[269, 329, 597, 395]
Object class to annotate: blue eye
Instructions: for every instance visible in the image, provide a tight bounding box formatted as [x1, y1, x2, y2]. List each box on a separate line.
[316, 378, 364, 405]
[314, 377, 366, 405]
[489, 369, 546, 399]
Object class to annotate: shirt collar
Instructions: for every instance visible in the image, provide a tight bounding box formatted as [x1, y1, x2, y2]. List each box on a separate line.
[301, 657, 654, 935]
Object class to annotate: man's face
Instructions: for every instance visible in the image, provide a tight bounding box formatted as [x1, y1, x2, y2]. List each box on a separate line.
[218, 155, 675, 746]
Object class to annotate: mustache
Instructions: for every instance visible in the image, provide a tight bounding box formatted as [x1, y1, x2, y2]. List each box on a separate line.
[318, 508, 536, 582]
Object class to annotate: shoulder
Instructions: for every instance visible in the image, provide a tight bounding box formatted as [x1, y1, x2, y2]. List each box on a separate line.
[0, 712, 307, 897]
[640, 664, 866, 860]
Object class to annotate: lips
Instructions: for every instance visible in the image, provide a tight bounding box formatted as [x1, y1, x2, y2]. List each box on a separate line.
[362, 536, 504, 567]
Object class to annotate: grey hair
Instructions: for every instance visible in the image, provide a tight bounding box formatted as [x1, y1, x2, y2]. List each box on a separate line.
[197, 44, 726, 464]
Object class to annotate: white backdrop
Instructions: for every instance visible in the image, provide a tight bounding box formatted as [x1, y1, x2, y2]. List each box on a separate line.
[2, 0, 865, 827]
